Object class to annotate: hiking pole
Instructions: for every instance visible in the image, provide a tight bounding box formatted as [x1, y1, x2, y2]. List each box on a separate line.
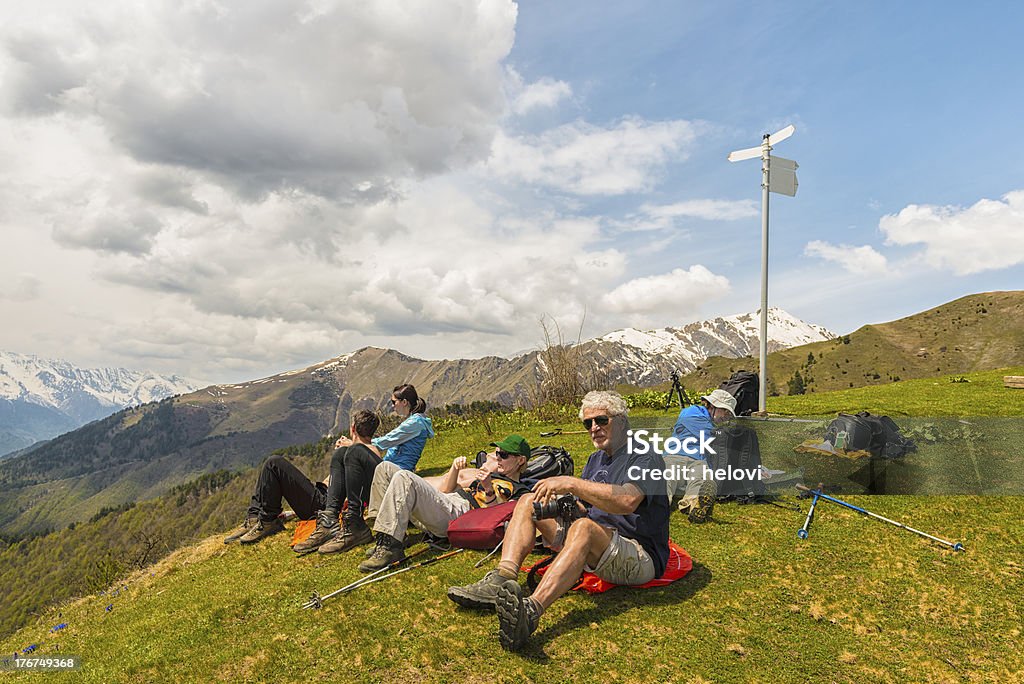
[342, 548, 466, 593]
[797, 492, 819, 539]
[795, 485, 965, 551]
[303, 546, 432, 609]
[539, 428, 588, 437]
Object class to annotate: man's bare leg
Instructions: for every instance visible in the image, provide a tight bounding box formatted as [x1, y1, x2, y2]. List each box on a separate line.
[529, 518, 613, 610]
[496, 493, 557, 578]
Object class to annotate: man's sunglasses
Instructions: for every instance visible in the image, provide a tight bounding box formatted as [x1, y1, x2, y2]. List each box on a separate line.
[582, 415, 611, 430]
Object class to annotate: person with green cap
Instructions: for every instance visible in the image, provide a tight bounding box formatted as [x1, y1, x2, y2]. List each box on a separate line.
[357, 435, 533, 572]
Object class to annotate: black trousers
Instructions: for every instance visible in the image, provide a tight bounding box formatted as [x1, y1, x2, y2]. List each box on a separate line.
[324, 444, 383, 516]
[247, 454, 327, 522]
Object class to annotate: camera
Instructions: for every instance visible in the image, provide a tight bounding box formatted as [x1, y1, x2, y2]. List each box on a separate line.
[532, 494, 581, 522]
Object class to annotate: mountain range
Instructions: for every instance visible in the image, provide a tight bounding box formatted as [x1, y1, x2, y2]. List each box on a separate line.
[0, 352, 201, 458]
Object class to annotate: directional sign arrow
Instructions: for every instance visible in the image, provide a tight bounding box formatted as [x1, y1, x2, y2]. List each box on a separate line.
[727, 145, 762, 162]
[768, 124, 795, 146]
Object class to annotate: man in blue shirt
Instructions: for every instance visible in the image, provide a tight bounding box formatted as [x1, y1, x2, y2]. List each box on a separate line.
[664, 388, 737, 523]
[447, 390, 669, 652]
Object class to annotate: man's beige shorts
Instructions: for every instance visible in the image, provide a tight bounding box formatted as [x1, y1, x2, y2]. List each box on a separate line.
[546, 521, 656, 586]
[586, 530, 656, 585]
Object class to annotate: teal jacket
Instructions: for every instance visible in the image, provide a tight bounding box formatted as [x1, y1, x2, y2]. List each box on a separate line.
[372, 413, 434, 471]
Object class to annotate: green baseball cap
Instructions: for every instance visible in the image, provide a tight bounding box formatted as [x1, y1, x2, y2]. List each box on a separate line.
[489, 434, 531, 457]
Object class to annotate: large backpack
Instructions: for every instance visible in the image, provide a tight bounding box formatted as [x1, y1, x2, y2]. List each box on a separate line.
[823, 412, 915, 459]
[719, 371, 759, 416]
[705, 424, 765, 499]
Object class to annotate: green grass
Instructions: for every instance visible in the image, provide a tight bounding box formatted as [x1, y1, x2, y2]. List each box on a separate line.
[767, 366, 1024, 417]
[2, 383, 1022, 683]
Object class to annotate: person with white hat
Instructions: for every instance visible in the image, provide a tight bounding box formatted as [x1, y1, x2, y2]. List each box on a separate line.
[662, 388, 737, 523]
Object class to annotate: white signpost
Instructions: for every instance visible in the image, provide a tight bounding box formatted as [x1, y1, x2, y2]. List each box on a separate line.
[728, 125, 798, 413]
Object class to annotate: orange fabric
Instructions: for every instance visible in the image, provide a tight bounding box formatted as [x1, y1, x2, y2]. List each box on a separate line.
[290, 519, 317, 546]
[526, 541, 693, 594]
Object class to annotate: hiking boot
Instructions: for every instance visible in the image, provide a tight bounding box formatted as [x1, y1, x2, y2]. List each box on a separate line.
[447, 569, 507, 610]
[292, 511, 339, 554]
[687, 480, 718, 524]
[357, 533, 405, 572]
[224, 516, 257, 544]
[496, 580, 541, 651]
[319, 515, 373, 554]
[238, 517, 285, 544]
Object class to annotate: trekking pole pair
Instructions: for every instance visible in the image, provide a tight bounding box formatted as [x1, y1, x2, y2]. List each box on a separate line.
[303, 547, 466, 609]
[795, 484, 965, 552]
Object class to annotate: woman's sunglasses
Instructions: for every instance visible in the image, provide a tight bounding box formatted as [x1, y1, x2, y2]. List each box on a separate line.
[495, 450, 517, 460]
[582, 415, 611, 430]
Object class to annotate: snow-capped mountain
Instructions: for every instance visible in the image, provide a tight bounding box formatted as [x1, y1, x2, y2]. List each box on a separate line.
[0, 351, 202, 456]
[583, 308, 835, 385]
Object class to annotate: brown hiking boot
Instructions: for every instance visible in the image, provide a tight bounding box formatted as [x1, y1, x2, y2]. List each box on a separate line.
[319, 516, 373, 554]
[448, 569, 507, 610]
[357, 533, 405, 572]
[224, 516, 257, 544]
[292, 512, 339, 554]
[239, 517, 285, 544]
[496, 580, 541, 651]
[687, 479, 717, 524]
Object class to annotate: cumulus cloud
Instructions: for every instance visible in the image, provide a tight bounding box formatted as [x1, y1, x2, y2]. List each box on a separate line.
[92, 181, 627, 340]
[804, 240, 889, 275]
[507, 71, 573, 115]
[1, 1, 517, 199]
[879, 191, 1024, 275]
[602, 265, 730, 325]
[486, 117, 699, 195]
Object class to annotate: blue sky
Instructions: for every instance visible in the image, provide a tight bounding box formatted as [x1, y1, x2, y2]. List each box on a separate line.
[510, 1, 1024, 323]
[0, 1, 1021, 382]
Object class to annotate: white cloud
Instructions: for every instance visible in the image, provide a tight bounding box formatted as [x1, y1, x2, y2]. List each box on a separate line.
[1, 1, 517, 199]
[486, 117, 699, 195]
[804, 240, 889, 275]
[879, 191, 1024, 275]
[602, 265, 730, 326]
[644, 199, 759, 222]
[509, 74, 572, 115]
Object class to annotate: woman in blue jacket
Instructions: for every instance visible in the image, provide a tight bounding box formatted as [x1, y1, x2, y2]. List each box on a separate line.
[372, 383, 434, 471]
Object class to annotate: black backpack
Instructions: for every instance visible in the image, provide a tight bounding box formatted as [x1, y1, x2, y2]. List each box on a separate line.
[705, 424, 765, 499]
[522, 445, 574, 484]
[473, 445, 574, 483]
[719, 371, 759, 416]
[823, 412, 915, 459]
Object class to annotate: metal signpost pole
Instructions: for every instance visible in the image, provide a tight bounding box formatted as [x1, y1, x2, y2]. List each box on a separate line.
[759, 134, 771, 413]
[728, 124, 797, 414]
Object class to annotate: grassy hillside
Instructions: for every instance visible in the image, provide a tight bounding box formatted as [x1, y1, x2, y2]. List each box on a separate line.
[2, 382, 1022, 681]
[681, 291, 1024, 395]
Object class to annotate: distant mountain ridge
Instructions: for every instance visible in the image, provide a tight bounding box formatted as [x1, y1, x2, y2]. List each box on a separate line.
[587, 307, 834, 385]
[679, 291, 1024, 395]
[0, 351, 201, 457]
